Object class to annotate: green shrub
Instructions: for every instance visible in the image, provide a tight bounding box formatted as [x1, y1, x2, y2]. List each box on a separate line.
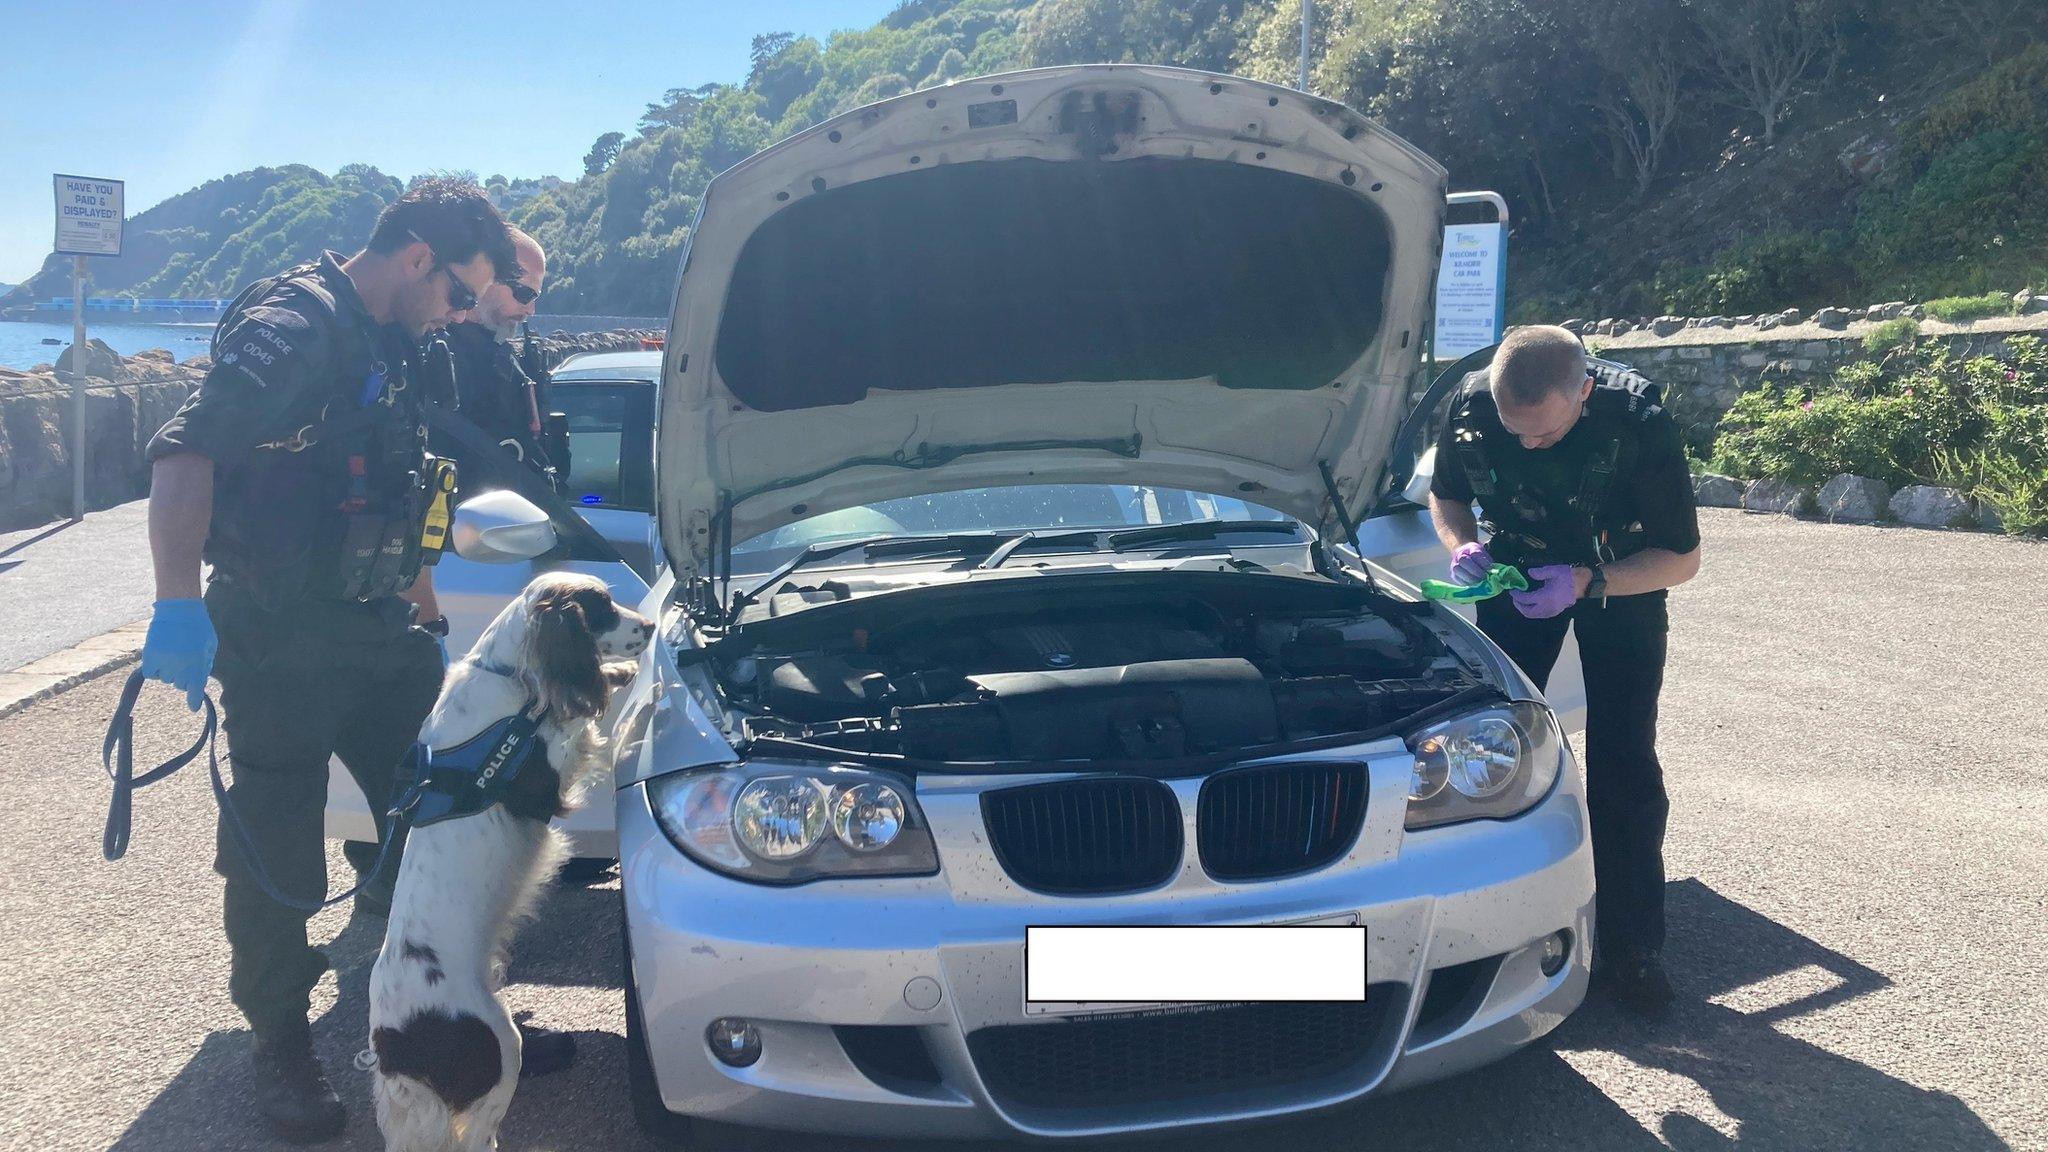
[1923, 292, 2016, 322]
[1708, 336, 2048, 534]
[1864, 317, 1921, 354]
[1654, 233, 1853, 316]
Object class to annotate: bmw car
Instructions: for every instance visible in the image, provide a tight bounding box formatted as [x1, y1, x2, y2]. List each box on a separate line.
[450, 65, 1599, 1143]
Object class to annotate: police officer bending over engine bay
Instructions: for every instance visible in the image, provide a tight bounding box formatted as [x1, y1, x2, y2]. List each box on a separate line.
[1427, 324, 1703, 1017]
[432, 226, 566, 495]
[137, 180, 518, 1142]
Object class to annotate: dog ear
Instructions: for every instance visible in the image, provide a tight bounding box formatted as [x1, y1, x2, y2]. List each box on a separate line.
[531, 587, 608, 719]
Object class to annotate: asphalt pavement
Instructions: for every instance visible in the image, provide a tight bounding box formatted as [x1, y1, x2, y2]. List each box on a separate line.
[0, 499, 154, 672]
[1, 509, 2042, 1151]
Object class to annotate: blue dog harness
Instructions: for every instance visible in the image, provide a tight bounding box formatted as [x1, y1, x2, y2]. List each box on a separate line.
[391, 702, 551, 828]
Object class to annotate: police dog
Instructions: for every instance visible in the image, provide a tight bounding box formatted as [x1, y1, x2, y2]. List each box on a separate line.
[369, 573, 651, 1151]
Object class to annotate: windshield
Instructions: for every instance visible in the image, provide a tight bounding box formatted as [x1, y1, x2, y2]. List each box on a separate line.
[729, 484, 1294, 574]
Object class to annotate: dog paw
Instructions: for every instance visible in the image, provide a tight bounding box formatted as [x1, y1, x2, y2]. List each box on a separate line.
[601, 661, 637, 689]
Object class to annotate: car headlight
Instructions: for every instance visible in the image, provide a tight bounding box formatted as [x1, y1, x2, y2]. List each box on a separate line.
[1404, 701, 1562, 830]
[648, 763, 939, 884]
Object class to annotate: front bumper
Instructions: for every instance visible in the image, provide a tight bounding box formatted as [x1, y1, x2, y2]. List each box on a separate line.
[619, 746, 1594, 1140]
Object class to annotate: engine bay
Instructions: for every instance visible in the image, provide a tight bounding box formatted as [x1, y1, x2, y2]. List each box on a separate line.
[700, 570, 1489, 765]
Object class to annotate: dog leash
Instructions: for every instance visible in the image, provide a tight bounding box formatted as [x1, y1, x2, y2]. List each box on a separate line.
[102, 669, 417, 913]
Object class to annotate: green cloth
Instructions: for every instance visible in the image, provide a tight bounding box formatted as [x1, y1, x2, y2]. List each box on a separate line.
[1420, 563, 1529, 604]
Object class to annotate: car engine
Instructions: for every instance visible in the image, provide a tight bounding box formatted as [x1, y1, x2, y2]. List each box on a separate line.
[705, 570, 1486, 765]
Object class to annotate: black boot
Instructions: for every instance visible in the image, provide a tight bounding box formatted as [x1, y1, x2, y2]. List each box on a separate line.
[1594, 947, 1675, 1018]
[518, 1021, 578, 1078]
[248, 1027, 346, 1143]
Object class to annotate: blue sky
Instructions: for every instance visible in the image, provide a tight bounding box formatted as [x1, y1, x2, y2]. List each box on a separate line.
[0, 0, 898, 284]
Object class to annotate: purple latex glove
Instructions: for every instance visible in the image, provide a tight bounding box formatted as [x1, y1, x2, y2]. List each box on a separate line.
[1510, 564, 1580, 619]
[1450, 541, 1493, 584]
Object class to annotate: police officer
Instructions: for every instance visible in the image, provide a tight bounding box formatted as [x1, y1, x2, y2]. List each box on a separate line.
[433, 226, 564, 493]
[1427, 324, 1703, 1017]
[137, 179, 518, 1141]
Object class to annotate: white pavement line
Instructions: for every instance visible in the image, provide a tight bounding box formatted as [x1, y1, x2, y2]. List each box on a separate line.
[0, 620, 148, 719]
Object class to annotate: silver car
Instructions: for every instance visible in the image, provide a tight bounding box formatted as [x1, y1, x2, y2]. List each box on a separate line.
[394, 65, 1602, 1144]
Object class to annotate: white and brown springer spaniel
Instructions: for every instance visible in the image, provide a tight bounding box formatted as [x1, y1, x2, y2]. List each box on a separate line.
[369, 572, 651, 1152]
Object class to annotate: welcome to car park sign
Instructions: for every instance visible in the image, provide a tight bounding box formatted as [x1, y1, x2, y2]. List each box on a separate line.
[54, 175, 124, 257]
[1433, 221, 1506, 359]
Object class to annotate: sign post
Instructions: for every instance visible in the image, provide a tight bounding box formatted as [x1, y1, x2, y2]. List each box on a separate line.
[53, 174, 124, 521]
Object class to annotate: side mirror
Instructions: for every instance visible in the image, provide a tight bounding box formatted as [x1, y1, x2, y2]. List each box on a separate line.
[1402, 445, 1438, 507]
[452, 490, 559, 563]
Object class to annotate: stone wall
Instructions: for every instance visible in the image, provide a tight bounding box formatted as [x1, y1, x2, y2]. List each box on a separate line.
[0, 329, 661, 532]
[1580, 314, 2048, 453]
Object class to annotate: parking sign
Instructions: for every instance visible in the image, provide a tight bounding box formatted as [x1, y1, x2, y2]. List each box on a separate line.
[54, 175, 124, 257]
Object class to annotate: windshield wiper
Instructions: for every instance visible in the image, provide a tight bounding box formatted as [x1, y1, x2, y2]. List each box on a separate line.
[730, 531, 1032, 615]
[976, 529, 1103, 570]
[1105, 519, 1303, 553]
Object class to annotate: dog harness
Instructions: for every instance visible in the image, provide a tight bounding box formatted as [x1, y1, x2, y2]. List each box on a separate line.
[390, 702, 551, 829]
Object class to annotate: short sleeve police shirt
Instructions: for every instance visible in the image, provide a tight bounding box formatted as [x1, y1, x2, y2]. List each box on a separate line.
[1430, 383, 1701, 559]
[146, 282, 339, 469]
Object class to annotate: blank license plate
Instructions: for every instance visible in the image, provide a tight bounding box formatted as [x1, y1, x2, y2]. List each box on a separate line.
[1024, 913, 1364, 1018]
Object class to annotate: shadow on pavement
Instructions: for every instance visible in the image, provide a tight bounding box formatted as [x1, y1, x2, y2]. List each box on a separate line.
[106, 879, 2005, 1152]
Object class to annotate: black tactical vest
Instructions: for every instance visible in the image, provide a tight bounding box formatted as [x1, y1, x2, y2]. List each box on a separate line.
[207, 262, 442, 607]
[1447, 362, 1666, 567]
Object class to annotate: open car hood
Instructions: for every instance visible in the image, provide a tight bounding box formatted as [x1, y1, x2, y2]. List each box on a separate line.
[658, 65, 1447, 580]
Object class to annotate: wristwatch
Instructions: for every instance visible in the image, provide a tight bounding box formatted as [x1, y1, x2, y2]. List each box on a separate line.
[419, 615, 451, 638]
[1582, 564, 1608, 602]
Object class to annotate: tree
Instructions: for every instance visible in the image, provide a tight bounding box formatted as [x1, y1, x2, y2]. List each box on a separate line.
[582, 131, 625, 177]
[749, 32, 798, 83]
[638, 83, 721, 137]
[1891, 0, 2048, 68]
[1587, 0, 1690, 198]
[1688, 0, 1841, 145]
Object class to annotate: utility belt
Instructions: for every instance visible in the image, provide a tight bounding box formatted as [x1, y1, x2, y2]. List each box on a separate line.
[1484, 520, 1648, 569]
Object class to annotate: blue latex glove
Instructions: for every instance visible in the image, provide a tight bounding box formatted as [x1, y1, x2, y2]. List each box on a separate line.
[437, 636, 450, 668]
[1450, 541, 1493, 584]
[1509, 564, 1581, 619]
[139, 599, 218, 711]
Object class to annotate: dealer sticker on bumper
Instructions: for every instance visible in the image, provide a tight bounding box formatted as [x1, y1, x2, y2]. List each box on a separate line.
[1023, 913, 1365, 1018]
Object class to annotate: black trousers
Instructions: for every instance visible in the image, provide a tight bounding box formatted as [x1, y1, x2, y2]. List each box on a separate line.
[1476, 592, 1671, 955]
[205, 580, 443, 1037]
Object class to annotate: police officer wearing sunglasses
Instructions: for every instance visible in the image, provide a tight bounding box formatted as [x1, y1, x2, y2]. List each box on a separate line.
[136, 179, 519, 1142]
[431, 226, 566, 494]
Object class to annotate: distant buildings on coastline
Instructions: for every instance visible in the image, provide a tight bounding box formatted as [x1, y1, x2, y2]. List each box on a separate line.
[2, 297, 229, 323]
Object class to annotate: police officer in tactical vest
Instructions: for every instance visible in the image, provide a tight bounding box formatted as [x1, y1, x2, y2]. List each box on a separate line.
[1428, 324, 1703, 1017]
[138, 180, 518, 1141]
[431, 226, 566, 494]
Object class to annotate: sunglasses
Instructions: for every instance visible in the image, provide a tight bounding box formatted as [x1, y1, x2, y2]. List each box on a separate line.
[506, 282, 540, 306]
[407, 229, 482, 312]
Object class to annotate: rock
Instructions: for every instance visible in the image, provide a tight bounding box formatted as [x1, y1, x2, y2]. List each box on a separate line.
[1976, 501, 2005, 534]
[1608, 320, 1634, 336]
[2021, 294, 2048, 315]
[1651, 316, 1686, 336]
[1693, 474, 1744, 507]
[1561, 319, 1586, 334]
[1816, 474, 1891, 522]
[1684, 317, 1706, 328]
[1758, 314, 1787, 331]
[1744, 478, 1813, 515]
[2014, 290, 2033, 313]
[1839, 134, 1892, 180]
[1888, 485, 1975, 529]
[1707, 315, 1736, 328]
[1865, 304, 1888, 322]
[1882, 301, 1909, 319]
[54, 338, 123, 380]
[1903, 303, 1925, 319]
[131, 348, 174, 363]
[1813, 307, 1853, 329]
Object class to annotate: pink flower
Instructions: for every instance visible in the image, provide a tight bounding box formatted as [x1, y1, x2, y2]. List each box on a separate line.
[2007, 370, 2020, 382]
[1800, 400, 1814, 410]
[1903, 388, 1914, 397]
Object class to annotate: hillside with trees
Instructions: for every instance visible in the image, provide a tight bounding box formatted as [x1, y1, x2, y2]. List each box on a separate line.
[9, 0, 2042, 321]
